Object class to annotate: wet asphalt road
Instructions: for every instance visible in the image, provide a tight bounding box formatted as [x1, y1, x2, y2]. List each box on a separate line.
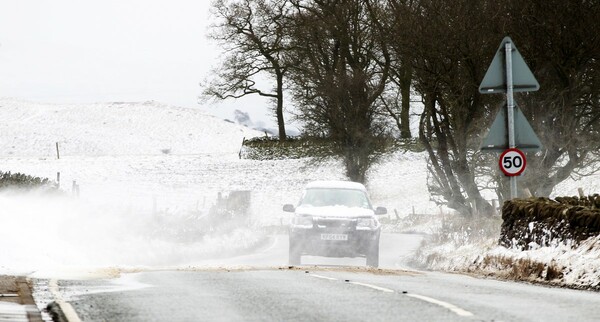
[55, 268, 600, 322]
[38, 234, 600, 321]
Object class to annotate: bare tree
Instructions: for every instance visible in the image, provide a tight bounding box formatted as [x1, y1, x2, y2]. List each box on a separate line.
[393, 0, 600, 215]
[384, 0, 414, 139]
[394, 0, 500, 215]
[500, 0, 600, 198]
[287, 0, 392, 183]
[203, 0, 292, 140]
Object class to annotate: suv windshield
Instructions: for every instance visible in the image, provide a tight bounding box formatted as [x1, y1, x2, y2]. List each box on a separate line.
[299, 188, 371, 209]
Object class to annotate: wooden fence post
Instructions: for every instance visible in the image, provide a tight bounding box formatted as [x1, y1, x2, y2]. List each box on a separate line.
[578, 187, 585, 198]
[239, 137, 246, 159]
[153, 196, 157, 214]
[72, 181, 80, 197]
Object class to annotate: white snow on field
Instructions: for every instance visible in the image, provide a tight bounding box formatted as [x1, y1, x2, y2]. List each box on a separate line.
[0, 98, 256, 157]
[0, 98, 439, 277]
[0, 98, 599, 288]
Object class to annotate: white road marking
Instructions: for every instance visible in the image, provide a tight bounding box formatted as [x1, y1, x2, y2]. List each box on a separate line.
[49, 279, 83, 322]
[308, 274, 338, 281]
[348, 281, 395, 293]
[406, 293, 474, 317]
[307, 274, 394, 292]
[305, 274, 474, 318]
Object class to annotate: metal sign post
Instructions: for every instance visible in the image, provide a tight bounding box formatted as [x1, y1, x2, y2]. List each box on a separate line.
[505, 42, 518, 199]
[479, 37, 542, 200]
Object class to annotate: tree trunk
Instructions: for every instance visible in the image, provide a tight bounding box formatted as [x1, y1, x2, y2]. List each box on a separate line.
[344, 147, 367, 183]
[399, 62, 412, 138]
[275, 70, 287, 141]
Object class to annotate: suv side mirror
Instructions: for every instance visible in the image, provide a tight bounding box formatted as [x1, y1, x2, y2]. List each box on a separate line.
[283, 204, 295, 212]
[375, 207, 387, 215]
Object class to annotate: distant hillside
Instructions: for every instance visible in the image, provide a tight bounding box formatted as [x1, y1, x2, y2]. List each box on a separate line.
[0, 98, 262, 157]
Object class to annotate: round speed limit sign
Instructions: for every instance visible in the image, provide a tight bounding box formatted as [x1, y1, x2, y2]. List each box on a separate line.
[499, 148, 526, 176]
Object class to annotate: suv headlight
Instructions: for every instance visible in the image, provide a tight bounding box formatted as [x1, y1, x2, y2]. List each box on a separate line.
[292, 215, 313, 228]
[356, 217, 377, 230]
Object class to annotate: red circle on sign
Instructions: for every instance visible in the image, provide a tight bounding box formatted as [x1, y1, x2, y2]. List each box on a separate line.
[499, 148, 527, 176]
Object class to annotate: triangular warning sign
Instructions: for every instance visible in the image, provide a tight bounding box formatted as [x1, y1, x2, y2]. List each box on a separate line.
[479, 37, 539, 94]
[480, 103, 543, 152]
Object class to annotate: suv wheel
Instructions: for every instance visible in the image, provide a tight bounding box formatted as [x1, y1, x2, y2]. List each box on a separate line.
[366, 239, 380, 268]
[366, 248, 379, 268]
[289, 239, 302, 265]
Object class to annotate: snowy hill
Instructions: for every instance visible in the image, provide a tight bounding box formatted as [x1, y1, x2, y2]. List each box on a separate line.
[0, 98, 444, 220]
[0, 98, 259, 157]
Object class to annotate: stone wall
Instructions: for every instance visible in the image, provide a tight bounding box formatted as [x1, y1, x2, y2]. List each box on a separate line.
[500, 195, 600, 249]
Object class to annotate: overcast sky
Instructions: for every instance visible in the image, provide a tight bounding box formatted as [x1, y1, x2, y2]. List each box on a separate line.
[0, 0, 281, 129]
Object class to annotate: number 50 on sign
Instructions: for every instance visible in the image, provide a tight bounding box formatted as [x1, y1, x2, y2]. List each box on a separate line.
[499, 148, 526, 176]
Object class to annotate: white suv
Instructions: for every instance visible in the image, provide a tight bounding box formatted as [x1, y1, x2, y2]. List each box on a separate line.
[283, 181, 387, 267]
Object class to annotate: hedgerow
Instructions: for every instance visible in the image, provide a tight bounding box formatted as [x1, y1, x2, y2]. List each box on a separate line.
[240, 136, 424, 160]
[0, 171, 58, 192]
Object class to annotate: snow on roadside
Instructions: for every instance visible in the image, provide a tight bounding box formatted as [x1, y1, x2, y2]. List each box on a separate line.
[484, 235, 600, 289]
[412, 213, 600, 290]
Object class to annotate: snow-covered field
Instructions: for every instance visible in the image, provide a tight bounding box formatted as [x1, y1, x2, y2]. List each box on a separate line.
[0, 98, 438, 277]
[1, 98, 598, 288]
[0, 98, 442, 218]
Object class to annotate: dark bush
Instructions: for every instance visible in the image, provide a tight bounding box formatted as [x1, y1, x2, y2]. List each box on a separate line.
[0, 171, 58, 192]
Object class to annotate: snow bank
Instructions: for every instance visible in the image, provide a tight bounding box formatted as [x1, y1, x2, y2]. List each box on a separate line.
[412, 214, 600, 290]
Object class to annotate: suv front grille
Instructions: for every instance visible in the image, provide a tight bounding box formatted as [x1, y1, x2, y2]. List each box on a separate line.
[314, 217, 355, 229]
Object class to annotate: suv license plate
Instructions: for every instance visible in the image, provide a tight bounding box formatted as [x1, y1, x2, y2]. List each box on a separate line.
[321, 234, 348, 241]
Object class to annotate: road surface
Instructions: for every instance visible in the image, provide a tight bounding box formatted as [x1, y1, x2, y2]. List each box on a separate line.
[34, 234, 600, 321]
